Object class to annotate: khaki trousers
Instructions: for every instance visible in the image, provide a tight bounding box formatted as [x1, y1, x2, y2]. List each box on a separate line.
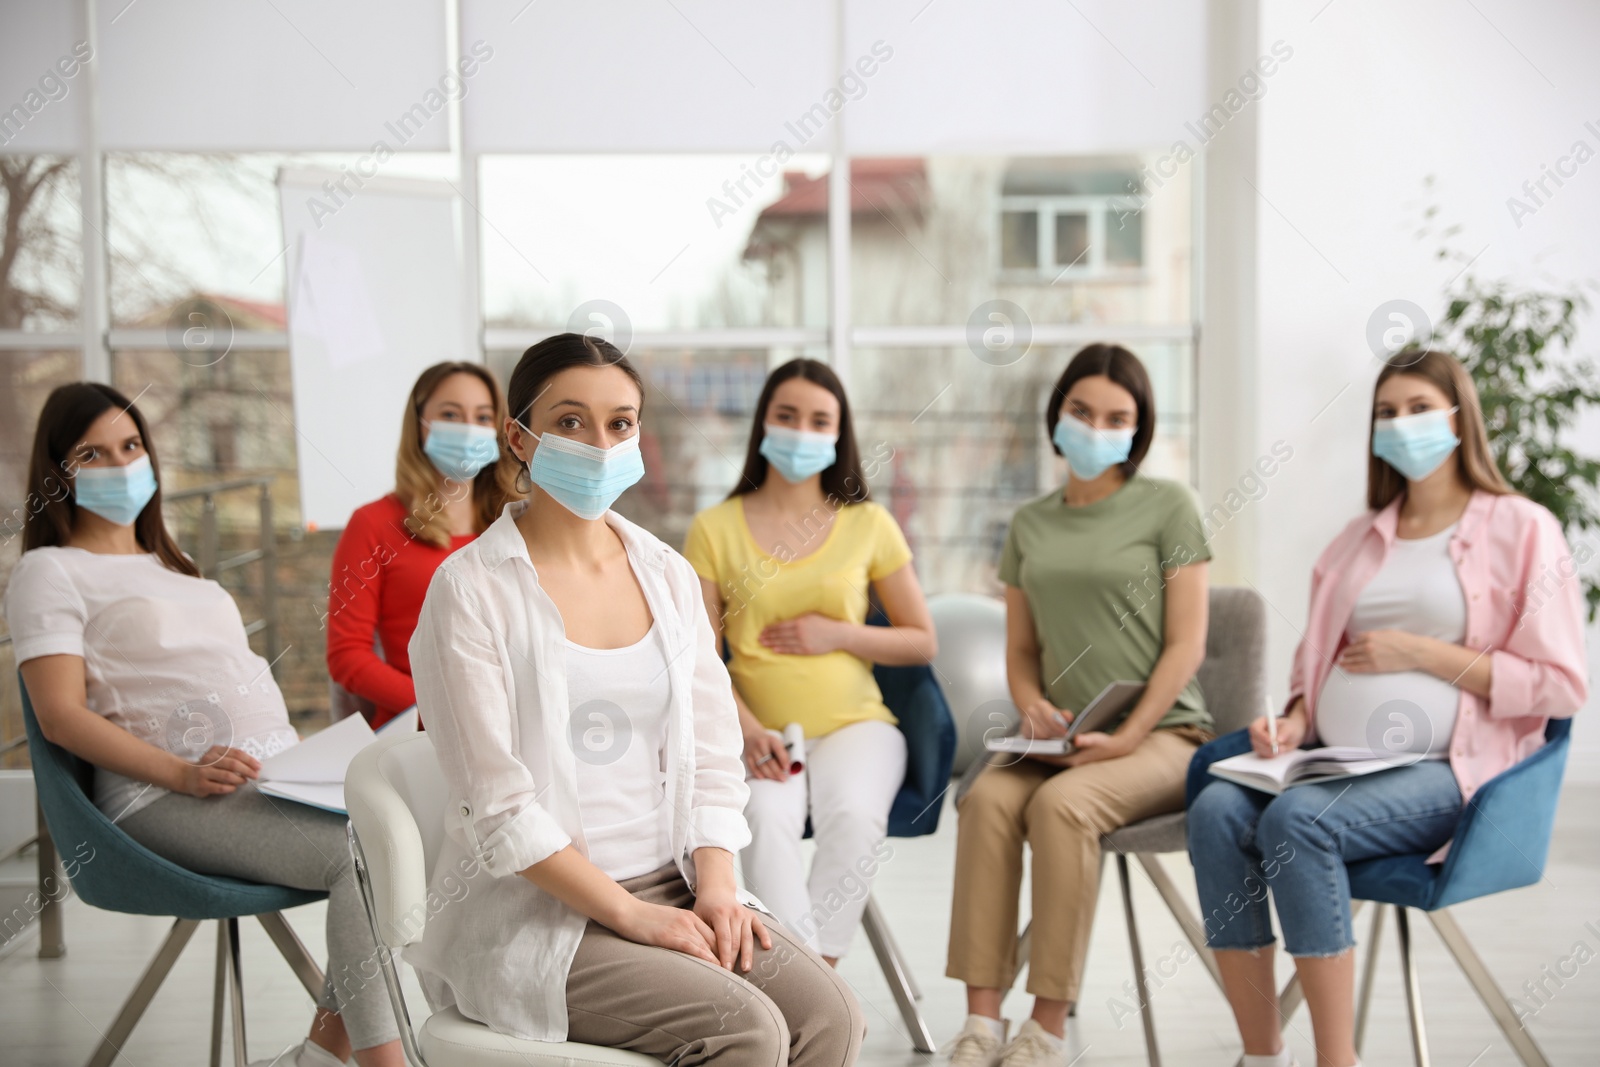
[564, 861, 866, 1066]
[945, 725, 1210, 1004]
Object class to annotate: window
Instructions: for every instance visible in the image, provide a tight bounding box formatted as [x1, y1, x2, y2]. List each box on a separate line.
[998, 195, 1144, 281]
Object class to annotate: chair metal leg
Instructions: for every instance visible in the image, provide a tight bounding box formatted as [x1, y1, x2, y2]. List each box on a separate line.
[1137, 853, 1223, 989]
[257, 911, 326, 1000]
[1117, 854, 1162, 1067]
[37, 804, 65, 958]
[350, 824, 429, 1067]
[1354, 904, 1385, 1053]
[861, 894, 937, 1053]
[864, 894, 922, 1000]
[1012, 920, 1032, 990]
[1427, 909, 1551, 1067]
[212, 920, 229, 1067]
[1394, 907, 1430, 1067]
[85, 918, 202, 1067]
[227, 916, 249, 1067]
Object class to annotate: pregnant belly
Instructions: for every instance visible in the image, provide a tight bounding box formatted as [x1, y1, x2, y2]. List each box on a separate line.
[1314, 670, 1460, 756]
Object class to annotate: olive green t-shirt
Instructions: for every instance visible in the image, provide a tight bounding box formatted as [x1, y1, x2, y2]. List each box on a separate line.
[998, 474, 1213, 732]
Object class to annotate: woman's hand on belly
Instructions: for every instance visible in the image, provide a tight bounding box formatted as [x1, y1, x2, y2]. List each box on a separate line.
[1338, 629, 1430, 674]
[758, 612, 845, 656]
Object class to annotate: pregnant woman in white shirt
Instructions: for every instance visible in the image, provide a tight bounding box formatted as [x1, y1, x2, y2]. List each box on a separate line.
[403, 332, 865, 1064]
[4, 383, 403, 1067]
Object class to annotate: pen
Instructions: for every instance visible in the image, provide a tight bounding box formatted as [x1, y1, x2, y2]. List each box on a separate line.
[1265, 692, 1279, 756]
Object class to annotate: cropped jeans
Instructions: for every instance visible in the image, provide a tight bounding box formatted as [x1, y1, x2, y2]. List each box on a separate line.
[1186, 760, 1463, 957]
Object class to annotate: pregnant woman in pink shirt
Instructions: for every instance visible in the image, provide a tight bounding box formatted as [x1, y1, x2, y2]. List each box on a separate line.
[1186, 350, 1587, 1067]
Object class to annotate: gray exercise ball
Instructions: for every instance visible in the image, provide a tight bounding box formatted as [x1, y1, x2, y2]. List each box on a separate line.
[929, 593, 1019, 775]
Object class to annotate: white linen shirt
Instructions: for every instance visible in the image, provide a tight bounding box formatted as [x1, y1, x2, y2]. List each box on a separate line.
[402, 501, 756, 1042]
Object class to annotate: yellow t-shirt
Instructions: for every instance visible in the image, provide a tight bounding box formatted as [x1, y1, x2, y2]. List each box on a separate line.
[683, 497, 914, 739]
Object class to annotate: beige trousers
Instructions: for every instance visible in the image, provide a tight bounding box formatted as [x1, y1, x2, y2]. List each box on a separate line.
[564, 861, 866, 1065]
[945, 724, 1210, 1004]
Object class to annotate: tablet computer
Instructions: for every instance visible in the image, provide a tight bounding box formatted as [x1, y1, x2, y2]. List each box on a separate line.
[984, 680, 1147, 756]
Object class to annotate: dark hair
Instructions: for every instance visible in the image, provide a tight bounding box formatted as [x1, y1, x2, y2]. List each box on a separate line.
[22, 382, 199, 577]
[501, 333, 646, 486]
[1045, 343, 1156, 478]
[728, 359, 871, 504]
[1368, 349, 1513, 510]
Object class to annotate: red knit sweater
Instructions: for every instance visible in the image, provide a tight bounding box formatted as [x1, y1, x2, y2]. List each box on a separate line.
[325, 494, 476, 729]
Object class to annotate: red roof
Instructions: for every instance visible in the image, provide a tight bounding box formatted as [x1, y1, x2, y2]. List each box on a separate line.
[756, 158, 928, 222]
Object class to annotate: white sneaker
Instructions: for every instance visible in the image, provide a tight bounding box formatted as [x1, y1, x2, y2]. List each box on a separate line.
[998, 1019, 1069, 1067]
[947, 1015, 1008, 1067]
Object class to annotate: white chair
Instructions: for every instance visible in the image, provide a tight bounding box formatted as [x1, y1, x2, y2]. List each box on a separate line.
[344, 731, 660, 1066]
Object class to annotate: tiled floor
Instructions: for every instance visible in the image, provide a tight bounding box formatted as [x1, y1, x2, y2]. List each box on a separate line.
[3, 771, 1598, 1066]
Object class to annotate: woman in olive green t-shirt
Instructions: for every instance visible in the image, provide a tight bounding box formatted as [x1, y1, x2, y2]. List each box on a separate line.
[944, 343, 1215, 1062]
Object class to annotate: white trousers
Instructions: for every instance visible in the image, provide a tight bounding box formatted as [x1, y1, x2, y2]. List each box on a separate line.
[741, 718, 907, 958]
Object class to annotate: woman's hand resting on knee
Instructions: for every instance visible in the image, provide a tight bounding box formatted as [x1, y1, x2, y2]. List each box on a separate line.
[693, 887, 773, 973]
[611, 898, 724, 966]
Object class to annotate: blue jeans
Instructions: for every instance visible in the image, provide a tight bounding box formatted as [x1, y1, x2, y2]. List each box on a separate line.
[1186, 761, 1463, 957]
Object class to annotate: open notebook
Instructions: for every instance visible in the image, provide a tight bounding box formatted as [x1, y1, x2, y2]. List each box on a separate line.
[1207, 746, 1425, 795]
[255, 707, 418, 813]
[984, 681, 1146, 756]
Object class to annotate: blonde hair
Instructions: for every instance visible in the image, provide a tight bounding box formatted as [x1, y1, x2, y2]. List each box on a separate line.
[396, 362, 516, 548]
[1368, 349, 1515, 510]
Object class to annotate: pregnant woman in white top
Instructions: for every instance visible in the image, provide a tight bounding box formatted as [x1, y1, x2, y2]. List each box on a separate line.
[4, 383, 403, 1067]
[403, 332, 865, 1065]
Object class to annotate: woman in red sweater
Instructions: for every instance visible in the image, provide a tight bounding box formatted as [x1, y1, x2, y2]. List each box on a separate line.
[326, 362, 514, 728]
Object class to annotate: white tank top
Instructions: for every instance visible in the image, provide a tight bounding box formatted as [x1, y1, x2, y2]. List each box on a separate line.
[1315, 523, 1465, 757]
[563, 622, 676, 880]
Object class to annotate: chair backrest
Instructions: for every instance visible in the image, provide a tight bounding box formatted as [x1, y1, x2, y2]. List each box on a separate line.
[1193, 586, 1268, 736]
[874, 659, 957, 837]
[346, 732, 449, 949]
[18, 675, 324, 918]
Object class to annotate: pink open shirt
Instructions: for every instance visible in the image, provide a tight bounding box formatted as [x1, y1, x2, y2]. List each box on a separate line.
[1286, 490, 1588, 860]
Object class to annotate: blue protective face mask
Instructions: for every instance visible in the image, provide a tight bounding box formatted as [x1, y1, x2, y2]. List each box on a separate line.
[423, 420, 500, 482]
[519, 422, 645, 520]
[1053, 415, 1135, 481]
[1372, 406, 1460, 481]
[74, 454, 158, 526]
[759, 424, 838, 484]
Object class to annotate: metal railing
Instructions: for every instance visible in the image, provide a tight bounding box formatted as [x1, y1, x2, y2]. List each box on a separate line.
[0, 475, 280, 958]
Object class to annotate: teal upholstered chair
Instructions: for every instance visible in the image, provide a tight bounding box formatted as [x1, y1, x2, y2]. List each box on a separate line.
[1188, 716, 1573, 1066]
[21, 677, 327, 1067]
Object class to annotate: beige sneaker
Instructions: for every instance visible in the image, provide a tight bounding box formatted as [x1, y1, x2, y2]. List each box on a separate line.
[947, 1014, 1008, 1067]
[998, 1019, 1068, 1067]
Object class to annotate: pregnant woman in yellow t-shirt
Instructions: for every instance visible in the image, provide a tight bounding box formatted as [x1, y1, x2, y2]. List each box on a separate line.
[684, 358, 938, 963]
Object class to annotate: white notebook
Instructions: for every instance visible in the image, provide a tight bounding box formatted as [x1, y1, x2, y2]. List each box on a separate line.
[1207, 746, 1424, 795]
[255, 707, 418, 813]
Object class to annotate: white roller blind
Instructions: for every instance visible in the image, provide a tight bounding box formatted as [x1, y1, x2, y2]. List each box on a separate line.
[278, 169, 466, 530]
[844, 0, 1207, 154]
[461, 0, 834, 152]
[98, 0, 450, 151]
[0, 0, 87, 154]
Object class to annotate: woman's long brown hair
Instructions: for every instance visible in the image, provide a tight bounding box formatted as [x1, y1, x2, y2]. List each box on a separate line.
[23, 382, 199, 577]
[1368, 349, 1514, 510]
[396, 361, 516, 548]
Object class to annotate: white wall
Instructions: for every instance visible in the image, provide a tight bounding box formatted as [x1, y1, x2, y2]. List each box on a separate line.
[1240, 0, 1600, 772]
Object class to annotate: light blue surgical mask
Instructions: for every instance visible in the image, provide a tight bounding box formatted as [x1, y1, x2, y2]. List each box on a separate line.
[759, 424, 838, 484]
[1372, 405, 1460, 481]
[74, 454, 158, 525]
[518, 421, 645, 520]
[423, 420, 500, 482]
[1053, 416, 1135, 481]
